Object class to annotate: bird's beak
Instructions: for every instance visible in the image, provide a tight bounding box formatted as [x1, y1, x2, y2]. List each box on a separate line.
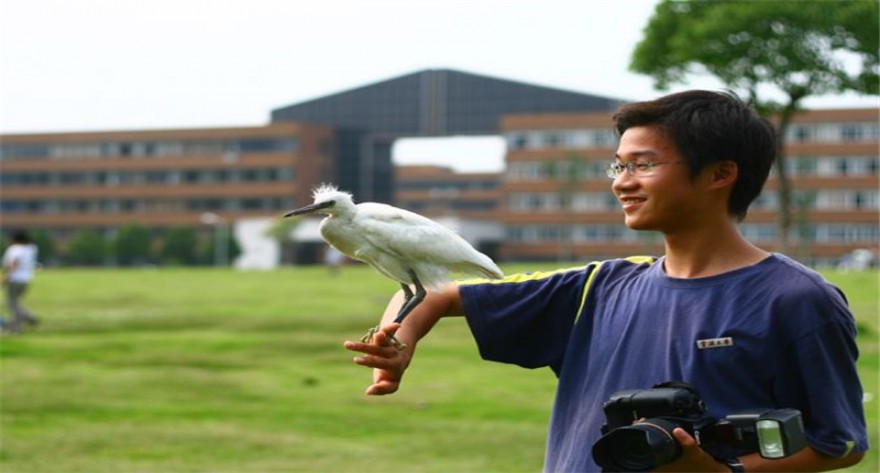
[283, 200, 335, 218]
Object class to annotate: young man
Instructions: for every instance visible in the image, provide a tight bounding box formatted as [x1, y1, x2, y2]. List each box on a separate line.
[2, 230, 40, 333]
[344, 91, 868, 471]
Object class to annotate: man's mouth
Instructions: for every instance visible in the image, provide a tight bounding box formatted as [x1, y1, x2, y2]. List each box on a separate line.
[619, 196, 646, 211]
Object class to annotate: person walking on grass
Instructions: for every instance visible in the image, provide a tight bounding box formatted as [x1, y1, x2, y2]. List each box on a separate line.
[2, 230, 40, 333]
[344, 90, 868, 472]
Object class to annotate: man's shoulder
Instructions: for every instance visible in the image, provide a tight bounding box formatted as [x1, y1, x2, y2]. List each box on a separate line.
[590, 255, 659, 279]
[762, 254, 851, 309]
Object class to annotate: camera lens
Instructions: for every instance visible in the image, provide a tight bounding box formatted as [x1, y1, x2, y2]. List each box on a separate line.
[592, 419, 682, 471]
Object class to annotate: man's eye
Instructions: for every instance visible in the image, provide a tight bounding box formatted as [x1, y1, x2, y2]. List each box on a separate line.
[634, 162, 653, 171]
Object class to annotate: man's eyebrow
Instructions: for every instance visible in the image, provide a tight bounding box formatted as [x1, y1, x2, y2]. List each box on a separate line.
[614, 150, 658, 160]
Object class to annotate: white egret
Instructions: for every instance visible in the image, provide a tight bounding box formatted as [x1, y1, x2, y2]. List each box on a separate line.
[284, 184, 504, 348]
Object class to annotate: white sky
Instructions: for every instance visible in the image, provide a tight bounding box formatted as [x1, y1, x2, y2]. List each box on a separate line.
[1, 0, 877, 172]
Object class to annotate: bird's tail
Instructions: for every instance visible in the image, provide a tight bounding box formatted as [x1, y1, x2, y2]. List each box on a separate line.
[477, 263, 504, 280]
[455, 252, 504, 280]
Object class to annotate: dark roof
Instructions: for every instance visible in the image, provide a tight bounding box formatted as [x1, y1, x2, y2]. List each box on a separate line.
[271, 69, 625, 135]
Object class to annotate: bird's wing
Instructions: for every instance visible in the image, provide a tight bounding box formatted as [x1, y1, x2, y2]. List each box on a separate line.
[355, 204, 447, 259]
[355, 203, 501, 279]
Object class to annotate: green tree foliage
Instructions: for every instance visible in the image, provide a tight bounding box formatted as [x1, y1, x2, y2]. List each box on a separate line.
[160, 227, 199, 265]
[29, 229, 57, 265]
[201, 232, 242, 266]
[543, 154, 592, 263]
[114, 223, 153, 266]
[630, 0, 879, 253]
[66, 229, 108, 266]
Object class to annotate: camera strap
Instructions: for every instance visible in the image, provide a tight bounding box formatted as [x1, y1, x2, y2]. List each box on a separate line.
[652, 380, 700, 395]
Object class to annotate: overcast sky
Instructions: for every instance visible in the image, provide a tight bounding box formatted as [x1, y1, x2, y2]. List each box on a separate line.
[1, 0, 876, 171]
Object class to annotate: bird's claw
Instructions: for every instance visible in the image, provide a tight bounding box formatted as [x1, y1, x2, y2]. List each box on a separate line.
[361, 326, 407, 351]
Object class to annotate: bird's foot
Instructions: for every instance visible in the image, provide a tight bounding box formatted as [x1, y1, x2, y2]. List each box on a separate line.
[361, 326, 407, 351]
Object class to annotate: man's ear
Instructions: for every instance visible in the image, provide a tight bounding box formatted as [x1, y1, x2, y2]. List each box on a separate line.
[710, 160, 738, 189]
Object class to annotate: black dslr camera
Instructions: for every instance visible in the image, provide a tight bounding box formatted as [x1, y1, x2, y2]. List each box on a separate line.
[591, 382, 807, 472]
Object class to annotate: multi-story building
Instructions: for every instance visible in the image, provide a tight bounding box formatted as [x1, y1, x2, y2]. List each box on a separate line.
[0, 123, 335, 245]
[499, 108, 879, 265]
[1, 69, 621, 263]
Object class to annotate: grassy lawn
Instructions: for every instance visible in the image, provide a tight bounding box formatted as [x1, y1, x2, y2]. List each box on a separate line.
[1, 265, 877, 472]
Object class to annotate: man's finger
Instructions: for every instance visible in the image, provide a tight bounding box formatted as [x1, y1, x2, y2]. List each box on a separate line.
[343, 340, 396, 356]
[672, 427, 697, 447]
[373, 325, 401, 347]
[353, 354, 401, 371]
[366, 380, 399, 395]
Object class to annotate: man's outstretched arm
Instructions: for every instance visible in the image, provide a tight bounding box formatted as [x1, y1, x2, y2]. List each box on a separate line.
[343, 283, 463, 395]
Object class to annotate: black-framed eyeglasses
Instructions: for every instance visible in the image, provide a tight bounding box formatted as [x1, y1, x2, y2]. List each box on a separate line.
[606, 161, 684, 179]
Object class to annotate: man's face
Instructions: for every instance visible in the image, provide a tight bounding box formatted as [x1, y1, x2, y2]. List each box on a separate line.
[612, 126, 711, 233]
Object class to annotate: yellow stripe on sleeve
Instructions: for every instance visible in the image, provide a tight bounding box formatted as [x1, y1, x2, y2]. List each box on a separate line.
[456, 265, 588, 287]
[574, 256, 656, 323]
[456, 256, 657, 324]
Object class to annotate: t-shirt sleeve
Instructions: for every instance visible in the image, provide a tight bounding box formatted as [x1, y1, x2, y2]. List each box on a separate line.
[458, 266, 593, 371]
[772, 282, 869, 458]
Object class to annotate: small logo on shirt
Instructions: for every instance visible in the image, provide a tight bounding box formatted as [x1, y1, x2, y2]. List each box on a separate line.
[696, 337, 734, 349]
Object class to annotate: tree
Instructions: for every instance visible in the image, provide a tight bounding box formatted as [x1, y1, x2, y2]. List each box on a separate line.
[114, 223, 153, 266]
[30, 230, 56, 265]
[200, 231, 242, 266]
[66, 229, 108, 266]
[264, 217, 301, 265]
[630, 0, 879, 254]
[160, 227, 199, 265]
[544, 153, 591, 263]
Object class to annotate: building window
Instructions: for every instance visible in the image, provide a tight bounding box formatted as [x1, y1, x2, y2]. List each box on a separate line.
[816, 189, 880, 210]
[0, 144, 50, 160]
[841, 123, 864, 142]
[571, 193, 615, 212]
[814, 224, 879, 243]
[739, 224, 778, 242]
[789, 156, 817, 176]
[507, 162, 550, 181]
[238, 138, 297, 153]
[506, 133, 528, 150]
[542, 132, 564, 148]
[789, 125, 812, 143]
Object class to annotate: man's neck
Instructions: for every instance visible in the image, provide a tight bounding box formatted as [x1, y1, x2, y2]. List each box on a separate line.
[661, 222, 770, 279]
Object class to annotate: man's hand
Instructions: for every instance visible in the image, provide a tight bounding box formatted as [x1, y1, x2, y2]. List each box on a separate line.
[344, 323, 411, 395]
[652, 428, 728, 472]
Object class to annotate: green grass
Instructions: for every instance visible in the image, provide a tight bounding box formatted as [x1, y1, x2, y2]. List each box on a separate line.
[1, 265, 877, 472]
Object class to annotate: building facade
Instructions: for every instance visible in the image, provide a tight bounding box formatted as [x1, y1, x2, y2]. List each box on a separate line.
[0, 123, 335, 246]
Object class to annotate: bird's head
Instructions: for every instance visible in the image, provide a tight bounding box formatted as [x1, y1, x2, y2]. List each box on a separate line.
[284, 184, 355, 218]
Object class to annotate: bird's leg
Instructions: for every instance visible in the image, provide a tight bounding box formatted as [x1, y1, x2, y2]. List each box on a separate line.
[394, 271, 425, 324]
[361, 282, 415, 350]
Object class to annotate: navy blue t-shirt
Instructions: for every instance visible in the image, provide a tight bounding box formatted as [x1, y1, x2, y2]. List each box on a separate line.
[459, 254, 868, 472]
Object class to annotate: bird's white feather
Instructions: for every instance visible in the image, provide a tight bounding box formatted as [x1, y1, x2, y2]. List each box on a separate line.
[313, 194, 502, 289]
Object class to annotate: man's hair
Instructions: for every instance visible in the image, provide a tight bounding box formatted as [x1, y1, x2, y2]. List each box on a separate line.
[11, 230, 31, 244]
[612, 90, 776, 221]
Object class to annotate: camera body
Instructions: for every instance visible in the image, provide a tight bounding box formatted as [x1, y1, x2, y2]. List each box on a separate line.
[591, 382, 807, 472]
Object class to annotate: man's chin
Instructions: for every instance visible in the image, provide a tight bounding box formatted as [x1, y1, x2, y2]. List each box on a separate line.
[623, 216, 651, 231]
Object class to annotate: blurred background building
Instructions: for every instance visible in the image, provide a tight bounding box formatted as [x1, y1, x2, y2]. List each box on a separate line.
[1, 69, 877, 267]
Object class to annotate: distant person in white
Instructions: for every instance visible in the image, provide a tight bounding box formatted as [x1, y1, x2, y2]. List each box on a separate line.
[2, 230, 40, 333]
